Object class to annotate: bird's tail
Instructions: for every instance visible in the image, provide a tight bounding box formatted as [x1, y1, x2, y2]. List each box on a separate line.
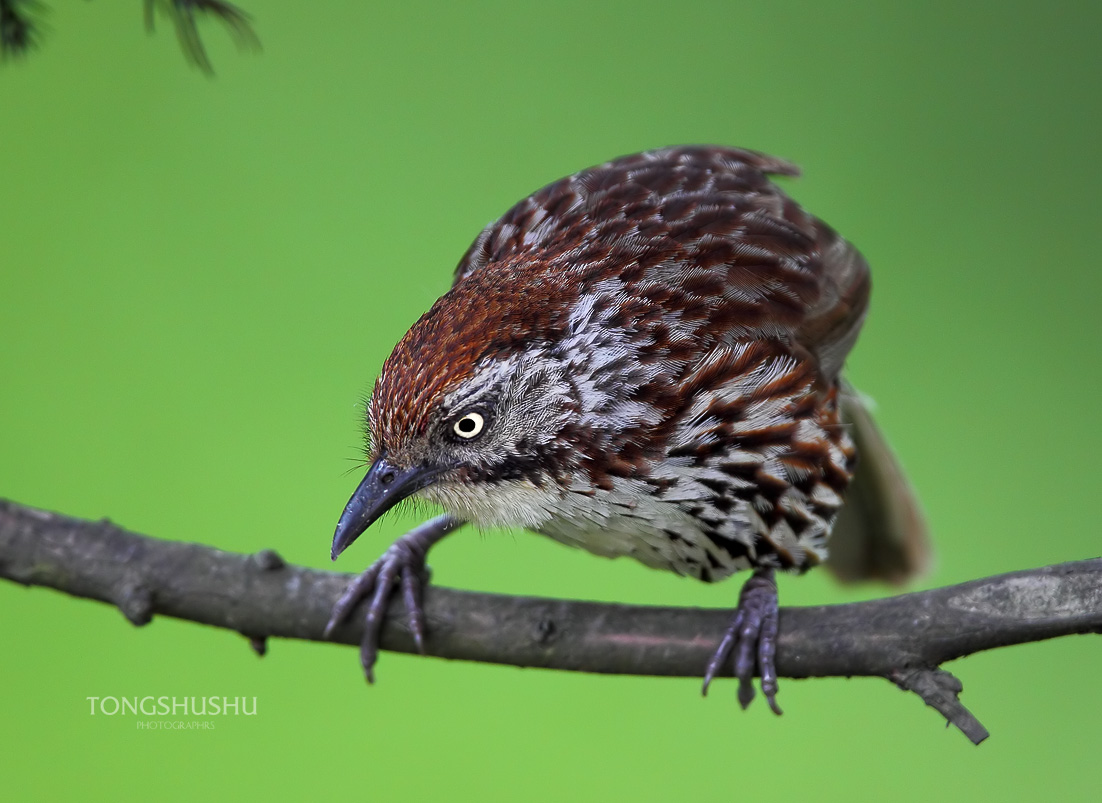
[825, 382, 933, 585]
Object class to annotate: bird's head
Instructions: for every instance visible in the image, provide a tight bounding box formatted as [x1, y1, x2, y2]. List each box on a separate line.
[330, 269, 583, 561]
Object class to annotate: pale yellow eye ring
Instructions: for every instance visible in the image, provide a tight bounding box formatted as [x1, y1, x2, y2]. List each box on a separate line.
[453, 412, 485, 439]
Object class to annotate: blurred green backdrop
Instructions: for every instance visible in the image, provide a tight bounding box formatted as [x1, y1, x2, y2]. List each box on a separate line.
[2, 0, 1099, 799]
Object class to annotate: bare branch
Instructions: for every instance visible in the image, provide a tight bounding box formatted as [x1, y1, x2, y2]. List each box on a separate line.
[2, 498, 1099, 745]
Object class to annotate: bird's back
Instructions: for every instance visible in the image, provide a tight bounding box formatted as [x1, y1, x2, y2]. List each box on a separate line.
[451, 145, 870, 381]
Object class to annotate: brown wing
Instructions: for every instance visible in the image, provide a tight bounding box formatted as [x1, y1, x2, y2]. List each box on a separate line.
[825, 383, 933, 584]
[451, 145, 870, 381]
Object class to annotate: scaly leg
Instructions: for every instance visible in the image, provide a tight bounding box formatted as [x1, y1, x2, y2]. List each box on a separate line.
[325, 514, 464, 682]
[701, 568, 782, 715]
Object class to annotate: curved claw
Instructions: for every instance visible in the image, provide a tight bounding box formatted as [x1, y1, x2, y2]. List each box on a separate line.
[360, 549, 409, 682]
[327, 538, 429, 683]
[325, 563, 382, 638]
[701, 568, 782, 715]
[401, 565, 426, 653]
[701, 608, 742, 697]
[324, 515, 463, 683]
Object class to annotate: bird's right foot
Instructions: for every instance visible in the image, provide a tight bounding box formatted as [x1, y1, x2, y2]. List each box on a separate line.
[325, 515, 462, 682]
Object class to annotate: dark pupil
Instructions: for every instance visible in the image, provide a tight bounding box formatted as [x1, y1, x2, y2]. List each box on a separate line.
[458, 417, 476, 433]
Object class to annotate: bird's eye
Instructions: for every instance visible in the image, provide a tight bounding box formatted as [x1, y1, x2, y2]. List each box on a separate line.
[452, 411, 485, 440]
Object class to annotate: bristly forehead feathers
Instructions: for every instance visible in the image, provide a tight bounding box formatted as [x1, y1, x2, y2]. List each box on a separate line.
[369, 145, 869, 460]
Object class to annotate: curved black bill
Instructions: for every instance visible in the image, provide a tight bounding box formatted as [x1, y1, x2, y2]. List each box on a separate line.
[330, 457, 441, 561]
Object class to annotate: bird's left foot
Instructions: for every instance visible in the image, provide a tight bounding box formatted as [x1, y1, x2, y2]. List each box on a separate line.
[701, 568, 782, 714]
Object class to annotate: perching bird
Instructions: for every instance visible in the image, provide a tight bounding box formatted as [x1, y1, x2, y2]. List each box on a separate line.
[325, 146, 929, 712]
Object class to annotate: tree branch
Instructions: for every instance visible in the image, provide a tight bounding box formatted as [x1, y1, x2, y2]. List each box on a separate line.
[2, 498, 1099, 744]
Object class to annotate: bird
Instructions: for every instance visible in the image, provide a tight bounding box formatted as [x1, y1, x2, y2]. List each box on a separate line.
[325, 145, 929, 712]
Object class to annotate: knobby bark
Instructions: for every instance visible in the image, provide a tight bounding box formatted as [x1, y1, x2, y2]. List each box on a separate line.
[2, 498, 1099, 744]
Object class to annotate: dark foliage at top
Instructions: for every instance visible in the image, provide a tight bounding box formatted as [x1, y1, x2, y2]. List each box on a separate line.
[0, 0, 259, 73]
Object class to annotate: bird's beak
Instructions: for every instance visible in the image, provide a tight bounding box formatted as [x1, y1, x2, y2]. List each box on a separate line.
[330, 456, 441, 561]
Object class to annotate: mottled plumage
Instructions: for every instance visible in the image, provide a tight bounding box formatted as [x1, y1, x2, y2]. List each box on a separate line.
[327, 146, 928, 710]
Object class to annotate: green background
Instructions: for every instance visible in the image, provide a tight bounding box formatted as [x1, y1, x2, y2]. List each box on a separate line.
[2, 0, 1099, 799]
